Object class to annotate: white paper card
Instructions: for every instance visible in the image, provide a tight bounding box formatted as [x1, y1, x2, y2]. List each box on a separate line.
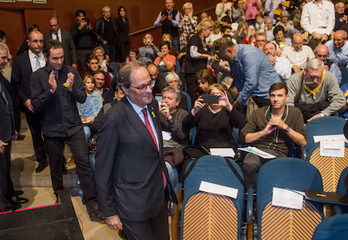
[161, 131, 172, 141]
[199, 181, 238, 199]
[320, 139, 345, 158]
[237, 147, 276, 159]
[272, 187, 303, 210]
[313, 134, 348, 143]
[210, 148, 235, 157]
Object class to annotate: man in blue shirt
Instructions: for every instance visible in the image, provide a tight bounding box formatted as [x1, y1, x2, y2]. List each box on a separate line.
[213, 37, 281, 111]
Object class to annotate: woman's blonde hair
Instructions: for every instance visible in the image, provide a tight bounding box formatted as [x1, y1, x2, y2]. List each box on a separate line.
[196, 18, 215, 33]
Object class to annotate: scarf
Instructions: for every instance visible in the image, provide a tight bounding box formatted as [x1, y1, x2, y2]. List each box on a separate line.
[303, 70, 326, 100]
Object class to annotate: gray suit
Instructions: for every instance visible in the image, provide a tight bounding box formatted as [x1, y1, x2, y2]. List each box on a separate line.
[44, 29, 77, 66]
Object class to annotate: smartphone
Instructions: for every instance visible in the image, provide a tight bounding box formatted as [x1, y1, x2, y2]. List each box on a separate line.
[201, 94, 219, 104]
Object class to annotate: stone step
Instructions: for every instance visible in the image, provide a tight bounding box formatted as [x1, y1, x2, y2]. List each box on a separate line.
[11, 125, 80, 188]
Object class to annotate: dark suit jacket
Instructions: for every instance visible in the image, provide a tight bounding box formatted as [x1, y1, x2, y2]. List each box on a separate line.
[95, 97, 176, 221]
[43, 29, 77, 66]
[11, 51, 33, 111]
[0, 80, 14, 143]
[116, 17, 130, 43]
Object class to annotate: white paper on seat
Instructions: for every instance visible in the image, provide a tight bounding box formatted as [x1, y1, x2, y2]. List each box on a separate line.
[272, 187, 303, 210]
[237, 147, 276, 159]
[162, 131, 172, 141]
[320, 139, 345, 157]
[199, 181, 238, 199]
[313, 134, 347, 143]
[210, 148, 235, 157]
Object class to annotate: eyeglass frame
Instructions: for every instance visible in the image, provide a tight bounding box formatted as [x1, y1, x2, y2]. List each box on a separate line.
[129, 80, 155, 92]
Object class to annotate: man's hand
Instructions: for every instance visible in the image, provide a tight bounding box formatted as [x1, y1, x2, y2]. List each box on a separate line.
[65, 72, 75, 92]
[0, 140, 8, 154]
[72, 64, 78, 69]
[268, 116, 287, 130]
[167, 14, 173, 21]
[161, 14, 166, 22]
[78, 20, 87, 30]
[103, 40, 108, 45]
[321, 34, 329, 41]
[261, 123, 278, 136]
[24, 99, 35, 113]
[292, 65, 302, 72]
[267, 55, 276, 65]
[48, 71, 57, 93]
[311, 32, 321, 40]
[106, 215, 123, 231]
[159, 102, 171, 119]
[307, 113, 322, 122]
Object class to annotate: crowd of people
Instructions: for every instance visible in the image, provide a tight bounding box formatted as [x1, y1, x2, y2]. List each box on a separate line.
[1, 0, 348, 239]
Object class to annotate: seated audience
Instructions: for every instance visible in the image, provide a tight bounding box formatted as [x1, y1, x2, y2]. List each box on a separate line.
[138, 33, 159, 65]
[159, 86, 189, 188]
[263, 17, 274, 41]
[93, 70, 114, 104]
[93, 46, 113, 76]
[264, 42, 291, 82]
[286, 58, 345, 122]
[162, 33, 178, 56]
[315, 44, 342, 84]
[235, 20, 248, 43]
[182, 83, 245, 150]
[83, 54, 111, 88]
[281, 33, 315, 73]
[241, 25, 257, 46]
[195, 69, 216, 101]
[255, 32, 267, 51]
[239, 82, 307, 189]
[165, 73, 189, 110]
[272, 25, 291, 50]
[147, 63, 166, 95]
[77, 75, 103, 141]
[206, 21, 223, 46]
[325, 30, 348, 72]
[232, 0, 245, 23]
[275, 10, 295, 38]
[126, 47, 139, 63]
[154, 42, 176, 73]
[216, 0, 233, 22]
[255, 13, 265, 32]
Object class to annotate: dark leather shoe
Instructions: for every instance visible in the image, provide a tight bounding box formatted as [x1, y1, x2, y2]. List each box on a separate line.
[36, 162, 48, 173]
[10, 196, 29, 204]
[118, 230, 127, 240]
[87, 203, 100, 221]
[14, 190, 24, 196]
[17, 134, 25, 140]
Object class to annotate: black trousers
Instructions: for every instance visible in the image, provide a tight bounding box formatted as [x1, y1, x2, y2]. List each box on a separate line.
[0, 142, 13, 212]
[76, 49, 93, 75]
[121, 200, 169, 240]
[44, 129, 97, 207]
[25, 110, 47, 163]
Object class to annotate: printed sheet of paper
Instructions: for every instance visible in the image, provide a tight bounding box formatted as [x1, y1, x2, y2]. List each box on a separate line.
[162, 131, 172, 141]
[210, 148, 235, 157]
[320, 139, 345, 157]
[238, 147, 276, 159]
[272, 187, 303, 210]
[199, 181, 238, 199]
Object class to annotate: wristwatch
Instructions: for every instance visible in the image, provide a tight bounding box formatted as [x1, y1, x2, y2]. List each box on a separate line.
[285, 126, 291, 132]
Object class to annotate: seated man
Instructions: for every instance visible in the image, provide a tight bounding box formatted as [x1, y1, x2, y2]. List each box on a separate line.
[93, 70, 114, 104]
[139, 33, 160, 65]
[314, 44, 341, 84]
[147, 63, 165, 95]
[325, 30, 348, 72]
[83, 54, 111, 89]
[239, 82, 307, 189]
[264, 42, 291, 82]
[286, 58, 345, 122]
[281, 33, 315, 73]
[159, 86, 189, 188]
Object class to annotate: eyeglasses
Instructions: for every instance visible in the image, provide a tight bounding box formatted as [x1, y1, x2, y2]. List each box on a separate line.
[130, 80, 155, 91]
[316, 55, 327, 58]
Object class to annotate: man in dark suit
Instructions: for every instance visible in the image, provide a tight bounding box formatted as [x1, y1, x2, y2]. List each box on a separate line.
[0, 43, 28, 212]
[11, 30, 48, 173]
[44, 17, 77, 68]
[95, 61, 177, 240]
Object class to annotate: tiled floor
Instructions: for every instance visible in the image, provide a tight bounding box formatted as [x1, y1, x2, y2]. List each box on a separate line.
[9, 127, 123, 240]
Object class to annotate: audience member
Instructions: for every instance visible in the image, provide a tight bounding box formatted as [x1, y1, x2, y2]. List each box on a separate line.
[239, 82, 307, 189]
[126, 48, 139, 63]
[334, 2, 347, 32]
[301, 0, 335, 49]
[206, 21, 223, 46]
[72, 10, 102, 74]
[165, 72, 189, 110]
[95, 61, 176, 239]
[213, 37, 281, 110]
[93, 46, 113, 75]
[241, 25, 257, 46]
[30, 39, 99, 219]
[289, 0, 306, 34]
[182, 83, 245, 150]
[95, 6, 118, 62]
[184, 19, 214, 102]
[44, 17, 77, 68]
[83, 54, 111, 89]
[116, 6, 130, 63]
[263, 17, 274, 41]
[200, 12, 211, 21]
[76, 75, 103, 141]
[195, 69, 216, 98]
[276, 10, 295, 38]
[264, 0, 283, 22]
[255, 13, 265, 32]
[243, 0, 262, 26]
[17, 24, 40, 56]
[314, 44, 341, 84]
[264, 42, 291, 82]
[93, 70, 114, 104]
[255, 32, 267, 51]
[159, 86, 189, 188]
[138, 33, 160, 65]
[232, 0, 245, 23]
[272, 25, 291, 50]
[286, 58, 345, 122]
[154, 0, 180, 51]
[216, 0, 233, 22]
[162, 33, 178, 56]
[179, 2, 197, 52]
[147, 63, 166, 95]
[281, 33, 315, 73]
[325, 30, 348, 72]
[154, 42, 176, 73]
[0, 30, 12, 82]
[11, 30, 48, 173]
[235, 20, 248, 43]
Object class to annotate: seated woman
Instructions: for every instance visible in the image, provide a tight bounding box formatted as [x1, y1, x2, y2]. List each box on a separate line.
[195, 68, 216, 101]
[165, 72, 189, 110]
[271, 25, 291, 51]
[77, 75, 103, 142]
[182, 83, 245, 150]
[125, 47, 139, 63]
[241, 25, 257, 46]
[154, 41, 176, 73]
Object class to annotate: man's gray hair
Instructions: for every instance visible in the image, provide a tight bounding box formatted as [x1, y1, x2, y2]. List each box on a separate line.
[162, 86, 181, 102]
[165, 73, 181, 86]
[118, 61, 146, 89]
[0, 42, 9, 52]
[212, 37, 235, 56]
[306, 58, 324, 70]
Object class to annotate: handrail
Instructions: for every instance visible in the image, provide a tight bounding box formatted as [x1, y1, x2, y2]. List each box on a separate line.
[129, 6, 216, 36]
